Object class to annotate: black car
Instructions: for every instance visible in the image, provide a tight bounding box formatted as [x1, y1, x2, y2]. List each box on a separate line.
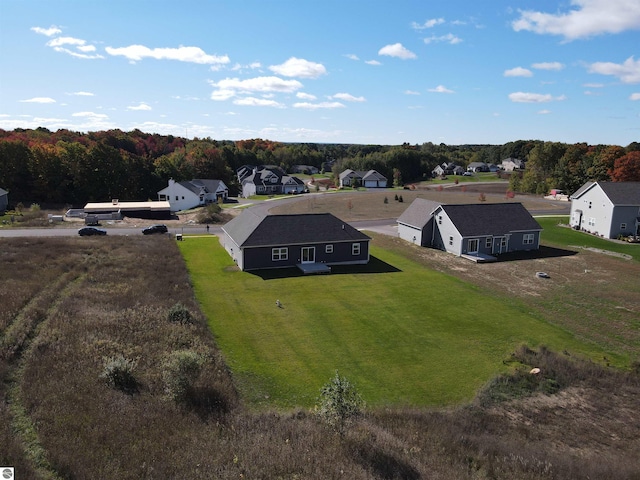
[142, 224, 168, 235]
[78, 226, 107, 236]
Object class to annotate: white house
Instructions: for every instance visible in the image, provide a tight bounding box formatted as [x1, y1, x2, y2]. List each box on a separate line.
[339, 169, 388, 188]
[157, 179, 229, 212]
[569, 181, 640, 239]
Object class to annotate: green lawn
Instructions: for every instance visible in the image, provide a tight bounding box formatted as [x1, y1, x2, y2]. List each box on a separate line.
[179, 236, 615, 409]
[536, 216, 640, 262]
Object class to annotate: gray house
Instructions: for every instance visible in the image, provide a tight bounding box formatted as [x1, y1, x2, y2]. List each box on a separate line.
[0, 188, 7, 213]
[339, 169, 388, 188]
[398, 199, 542, 260]
[569, 181, 640, 238]
[239, 166, 306, 198]
[221, 211, 371, 272]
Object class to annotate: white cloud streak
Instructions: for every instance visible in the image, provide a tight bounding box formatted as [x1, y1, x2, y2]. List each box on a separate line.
[424, 33, 462, 45]
[31, 26, 62, 36]
[293, 102, 345, 110]
[378, 43, 417, 60]
[331, 93, 366, 102]
[411, 18, 445, 30]
[428, 85, 454, 93]
[588, 56, 640, 84]
[508, 92, 567, 103]
[106, 45, 230, 65]
[269, 57, 327, 78]
[209, 76, 303, 101]
[512, 0, 640, 40]
[20, 97, 56, 103]
[504, 67, 533, 77]
[532, 62, 565, 71]
[233, 97, 285, 108]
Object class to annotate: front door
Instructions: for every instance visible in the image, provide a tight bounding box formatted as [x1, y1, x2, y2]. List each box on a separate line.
[301, 246, 315, 264]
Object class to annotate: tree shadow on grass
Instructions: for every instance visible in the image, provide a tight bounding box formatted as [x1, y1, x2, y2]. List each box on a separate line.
[185, 386, 232, 422]
[248, 255, 401, 280]
[495, 245, 578, 263]
[353, 445, 420, 480]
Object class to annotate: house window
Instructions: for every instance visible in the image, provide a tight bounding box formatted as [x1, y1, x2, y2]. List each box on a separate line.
[588, 217, 596, 227]
[449, 236, 453, 246]
[501, 237, 507, 248]
[352, 243, 360, 255]
[485, 237, 492, 249]
[175, 196, 179, 201]
[588, 201, 592, 209]
[523, 233, 535, 245]
[468, 239, 479, 253]
[438, 216, 442, 224]
[621, 223, 627, 230]
[257, 186, 265, 192]
[325, 244, 333, 254]
[270, 176, 277, 183]
[272, 247, 288, 261]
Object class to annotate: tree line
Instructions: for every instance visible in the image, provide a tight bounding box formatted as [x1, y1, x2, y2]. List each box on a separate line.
[0, 127, 638, 206]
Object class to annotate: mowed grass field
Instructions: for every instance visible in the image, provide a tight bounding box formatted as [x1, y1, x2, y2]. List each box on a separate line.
[179, 236, 616, 409]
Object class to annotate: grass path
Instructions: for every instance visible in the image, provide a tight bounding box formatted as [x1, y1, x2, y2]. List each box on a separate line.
[180, 236, 613, 409]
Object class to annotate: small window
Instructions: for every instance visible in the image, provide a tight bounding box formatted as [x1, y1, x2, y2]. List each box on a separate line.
[175, 196, 179, 201]
[501, 237, 507, 248]
[621, 223, 627, 230]
[588, 217, 596, 227]
[352, 243, 360, 255]
[438, 216, 442, 225]
[325, 244, 333, 254]
[449, 236, 453, 246]
[485, 238, 492, 248]
[272, 247, 288, 261]
[588, 201, 592, 209]
[523, 233, 535, 245]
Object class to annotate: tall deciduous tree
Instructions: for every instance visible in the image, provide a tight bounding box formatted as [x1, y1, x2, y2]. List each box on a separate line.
[609, 151, 640, 181]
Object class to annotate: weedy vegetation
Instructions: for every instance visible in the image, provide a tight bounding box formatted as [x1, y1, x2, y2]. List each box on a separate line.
[1, 232, 639, 479]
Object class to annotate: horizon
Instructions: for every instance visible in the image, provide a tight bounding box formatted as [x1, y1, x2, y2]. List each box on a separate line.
[1, 1, 639, 146]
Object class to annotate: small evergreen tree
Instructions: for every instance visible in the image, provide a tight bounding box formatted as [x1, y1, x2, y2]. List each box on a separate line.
[316, 371, 364, 436]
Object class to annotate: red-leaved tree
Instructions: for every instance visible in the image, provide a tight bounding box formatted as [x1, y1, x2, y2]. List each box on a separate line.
[609, 151, 640, 181]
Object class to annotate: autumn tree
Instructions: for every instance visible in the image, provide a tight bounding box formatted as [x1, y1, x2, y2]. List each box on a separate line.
[609, 151, 640, 181]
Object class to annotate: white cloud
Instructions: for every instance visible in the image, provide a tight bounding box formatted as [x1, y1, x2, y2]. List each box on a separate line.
[127, 103, 152, 111]
[428, 85, 454, 93]
[411, 18, 445, 30]
[209, 76, 303, 101]
[532, 62, 565, 71]
[106, 45, 230, 65]
[269, 57, 327, 78]
[504, 67, 533, 77]
[69, 91, 94, 96]
[512, 0, 640, 40]
[630, 93, 640, 101]
[47, 36, 85, 48]
[538, 109, 552, 114]
[72, 111, 108, 119]
[345, 54, 359, 61]
[405, 90, 421, 95]
[77, 45, 97, 53]
[233, 97, 285, 108]
[583, 82, 605, 87]
[296, 92, 317, 100]
[20, 97, 56, 103]
[293, 102, 345, 110]
[331, 93, 366, 102]
[588, 56, 640, 84]
[424, 33, 462, 45]
[508, 92, 566, 103]
[378, 43, 417, 60]
[31, 26, 62, 36]
[365, 60, 382, 66]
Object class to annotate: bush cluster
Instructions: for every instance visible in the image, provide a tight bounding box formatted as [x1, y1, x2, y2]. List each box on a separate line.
[167, 302, 193, 324]
[162, 350, 204, 402]
[100, 354, 138, 393]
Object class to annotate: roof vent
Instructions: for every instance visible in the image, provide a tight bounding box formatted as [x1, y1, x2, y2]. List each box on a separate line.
[112, 199, 119, 205]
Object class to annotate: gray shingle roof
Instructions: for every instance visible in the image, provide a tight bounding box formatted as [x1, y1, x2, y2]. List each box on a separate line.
[397, 198, 442, 228]
[0, 187, 8, 196]
[440, 203, 541, 236]
[223, 212, 370, 247]
[597, 182, 640, 205]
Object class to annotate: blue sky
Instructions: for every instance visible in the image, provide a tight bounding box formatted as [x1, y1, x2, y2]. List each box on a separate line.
[1, 0, 639, 146]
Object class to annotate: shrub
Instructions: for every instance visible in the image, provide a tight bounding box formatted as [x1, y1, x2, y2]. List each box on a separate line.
[162, 350, 204, 402]
[167, 302, 193, 324]
[315, 371, 364, 436]
[383, 197, 388, 204]
[100, 354, 138, 393]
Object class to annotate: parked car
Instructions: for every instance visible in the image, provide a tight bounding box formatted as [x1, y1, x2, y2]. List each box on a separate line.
[78, 226, 107, 236]
[142, 224, 168, 235]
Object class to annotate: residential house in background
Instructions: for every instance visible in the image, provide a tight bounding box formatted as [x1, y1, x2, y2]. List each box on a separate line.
[0, 187, 8, 213]
[221, 211, 371, 272]
[467, 162, 489, 173]
[432, 162, 465, 177]
[158, 178, 229, 212]
[569, 181, 640, 238]
[290, 164, 319, 175]
[339, 169, 388, 188]
[238, 166, 306, 198]
[398, 199, 542, 261]
[501, 158, 526, 171]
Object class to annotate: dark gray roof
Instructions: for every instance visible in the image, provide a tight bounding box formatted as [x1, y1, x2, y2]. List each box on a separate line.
[397, 198, 442, 228]
[0, 187, 8, 196]
[589, 182, 640, 205]
[223, 212, 370, 248]
[439, 203, 541, 236]
[179, 179, 226, 195]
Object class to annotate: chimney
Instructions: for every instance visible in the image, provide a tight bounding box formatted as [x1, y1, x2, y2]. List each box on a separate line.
[112, 199, 118, 205]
